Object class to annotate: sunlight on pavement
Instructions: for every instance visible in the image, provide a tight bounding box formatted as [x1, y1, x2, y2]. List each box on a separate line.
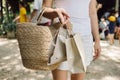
[86, 40, 120, 80]
[37, 74, 45, 78]
[0, 40, 9, 46]
[0, 39, 120, 80]
[100, 40, 120, 62]
[101, 76, 119, 80]
[2, 56, 11, 60]
[100, 41, 110, 46]
[0, 39, 17, 46]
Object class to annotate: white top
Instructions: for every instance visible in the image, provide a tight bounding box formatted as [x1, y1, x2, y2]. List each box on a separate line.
[33, 0, 42, 11]
[55, 0, 92, 35]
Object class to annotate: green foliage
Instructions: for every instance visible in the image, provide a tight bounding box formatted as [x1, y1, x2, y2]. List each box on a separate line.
[0, 20, 16, 36]
[0, 29, 3, 35]
[0, 0, 16, 37]
[4, 22, 16, 32]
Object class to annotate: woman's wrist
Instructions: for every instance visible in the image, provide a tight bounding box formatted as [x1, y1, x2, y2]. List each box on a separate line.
[94, 40, 100, 44]
[94, 36, 100, 44]
[44, 7, 55, 13]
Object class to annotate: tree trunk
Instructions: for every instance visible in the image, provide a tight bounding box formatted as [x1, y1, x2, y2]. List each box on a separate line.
[6, 0, 10, 22]
[0, 0, 3, 23]
[7, 0, 19, 14]
[115, 0, 119, 11]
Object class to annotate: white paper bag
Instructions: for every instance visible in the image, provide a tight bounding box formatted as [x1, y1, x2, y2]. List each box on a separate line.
[65, 33, 86, 73]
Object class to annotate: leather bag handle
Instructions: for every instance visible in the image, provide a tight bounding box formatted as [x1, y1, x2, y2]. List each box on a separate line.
[36, 0, 55, 25]
[36, 8, 47, 25]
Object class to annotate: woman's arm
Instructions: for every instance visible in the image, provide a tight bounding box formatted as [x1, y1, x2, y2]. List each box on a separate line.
[42, 0, 53, 7]
[89, 0, 101, 60]
[42, 0, 69, 24]
[42, 0, 58, 19]
[13, 16, 20, 22]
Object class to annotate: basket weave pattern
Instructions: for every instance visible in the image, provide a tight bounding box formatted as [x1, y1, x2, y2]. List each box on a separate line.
[17, 22, 60, 70]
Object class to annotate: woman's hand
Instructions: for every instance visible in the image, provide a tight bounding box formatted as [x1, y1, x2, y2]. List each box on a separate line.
[54, 8, 70, 24]
[93, 42, 101, 60]
[43, 8, 70, 24]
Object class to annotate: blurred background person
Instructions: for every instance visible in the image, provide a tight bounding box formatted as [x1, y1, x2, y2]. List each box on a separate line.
[13, 1, 28, 22]
[99, 17, 109, 40]
[108, 14, 116, 45]
[115, 12, 120, 44]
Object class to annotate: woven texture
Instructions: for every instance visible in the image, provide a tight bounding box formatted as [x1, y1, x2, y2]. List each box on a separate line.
[16, 22, 61, 70]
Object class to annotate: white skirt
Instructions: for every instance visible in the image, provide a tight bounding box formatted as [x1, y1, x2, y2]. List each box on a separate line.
[57, 22, 94, 73]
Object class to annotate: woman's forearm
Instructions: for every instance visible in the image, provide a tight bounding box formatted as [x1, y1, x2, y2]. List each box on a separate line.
[89, 0, 100, 43]
[42, 0, 57, 19]
[90, 14, 100, 43]
[42, 0, 53, 8]
[42, 0, 69, 24]
[42, 8, 57, 19]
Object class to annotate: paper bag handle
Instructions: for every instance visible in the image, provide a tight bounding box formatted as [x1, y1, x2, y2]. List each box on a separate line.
[64, 22, 74, 37]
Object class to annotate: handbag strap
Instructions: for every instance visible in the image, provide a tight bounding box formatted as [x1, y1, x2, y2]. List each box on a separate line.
[37, 8, 47, 25]
[37, 0, 55, 25]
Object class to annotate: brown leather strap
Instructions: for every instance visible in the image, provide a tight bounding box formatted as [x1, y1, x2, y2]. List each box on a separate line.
[37, 8, 47, 25]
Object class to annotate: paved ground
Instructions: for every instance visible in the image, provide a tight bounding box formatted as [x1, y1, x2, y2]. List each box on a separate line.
[0, 38, 120, 80]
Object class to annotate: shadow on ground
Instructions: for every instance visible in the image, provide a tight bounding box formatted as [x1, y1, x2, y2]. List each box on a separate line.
[0, 39, 120, 80]
[86, 40, 120, 80]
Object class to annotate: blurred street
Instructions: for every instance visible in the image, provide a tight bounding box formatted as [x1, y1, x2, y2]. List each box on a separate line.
[0, 38, 120, 80]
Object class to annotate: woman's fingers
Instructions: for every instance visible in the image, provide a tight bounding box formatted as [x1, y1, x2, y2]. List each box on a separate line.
[60, 8, 70, 18]
[93, 43, 101, 61]
[55, 8, 70, 24]
[57, 11, 65, 24]
[94, 49, 101, 60]
[60, 8, 70, 24]
[93, 49, 100, 60]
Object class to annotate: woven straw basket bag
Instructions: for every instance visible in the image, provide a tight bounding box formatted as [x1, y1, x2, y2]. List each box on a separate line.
[16, 8, 61, 70]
